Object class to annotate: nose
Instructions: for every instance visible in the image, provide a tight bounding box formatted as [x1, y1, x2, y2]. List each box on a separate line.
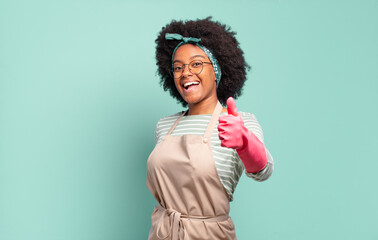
[181, 64, 192, 78]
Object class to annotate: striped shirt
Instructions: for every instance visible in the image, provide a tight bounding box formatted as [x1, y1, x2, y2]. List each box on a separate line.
[154, 111, 274, 201]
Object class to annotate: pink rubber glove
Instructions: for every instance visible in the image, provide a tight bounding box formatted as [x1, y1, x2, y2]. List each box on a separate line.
[218, 97, 268, 173]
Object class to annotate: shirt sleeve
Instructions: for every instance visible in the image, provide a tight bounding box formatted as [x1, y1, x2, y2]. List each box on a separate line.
[239, 112, 274, 182]
[154, 120, 161, 145]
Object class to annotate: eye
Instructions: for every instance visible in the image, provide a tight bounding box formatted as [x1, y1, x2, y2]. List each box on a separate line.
[173, 65, 183, 72]
[191, 61, 203, 68]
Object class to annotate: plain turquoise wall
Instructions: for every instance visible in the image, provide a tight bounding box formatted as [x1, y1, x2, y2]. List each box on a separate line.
[1, 0, 377, 239]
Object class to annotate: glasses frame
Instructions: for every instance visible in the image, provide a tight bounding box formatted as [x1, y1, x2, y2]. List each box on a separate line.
[171, 60, 212, 79]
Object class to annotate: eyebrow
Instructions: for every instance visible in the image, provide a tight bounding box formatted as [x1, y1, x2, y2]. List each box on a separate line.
[173, 55, 206, 64]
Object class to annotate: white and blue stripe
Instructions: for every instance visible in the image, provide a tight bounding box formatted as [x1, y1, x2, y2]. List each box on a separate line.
[154, 111, 274, 201]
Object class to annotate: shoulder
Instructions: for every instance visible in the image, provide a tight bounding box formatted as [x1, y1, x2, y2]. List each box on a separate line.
[154, 111, 184, 144]
[156, 112, 183, 129]
[157, 112, 183, 123]
[238, 111, 264, 142]
[239, 111, 258, 122]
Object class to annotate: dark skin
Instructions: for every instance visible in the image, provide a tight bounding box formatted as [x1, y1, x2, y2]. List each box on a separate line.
[172, 44, 227, 115]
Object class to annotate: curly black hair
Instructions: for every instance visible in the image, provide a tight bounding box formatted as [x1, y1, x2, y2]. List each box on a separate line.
[155, 17, 250, 107]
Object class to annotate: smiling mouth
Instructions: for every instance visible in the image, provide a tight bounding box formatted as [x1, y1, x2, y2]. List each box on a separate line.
[183, 81, 200, 90]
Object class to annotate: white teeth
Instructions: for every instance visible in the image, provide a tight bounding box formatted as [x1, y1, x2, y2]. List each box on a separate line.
[183, 82, 200, 88]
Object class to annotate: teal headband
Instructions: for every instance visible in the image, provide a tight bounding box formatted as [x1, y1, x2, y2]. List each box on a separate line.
[165, 33, 222, 86]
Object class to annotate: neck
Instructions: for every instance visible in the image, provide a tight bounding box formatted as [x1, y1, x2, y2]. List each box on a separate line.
[187, 97, 218, 115]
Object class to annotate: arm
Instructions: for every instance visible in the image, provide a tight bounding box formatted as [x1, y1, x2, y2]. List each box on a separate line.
[241, 113, 274, 181]
[218, 97, 274, 181]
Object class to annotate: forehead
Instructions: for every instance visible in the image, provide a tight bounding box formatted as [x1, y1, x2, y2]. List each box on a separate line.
[173, 44, 209, 62]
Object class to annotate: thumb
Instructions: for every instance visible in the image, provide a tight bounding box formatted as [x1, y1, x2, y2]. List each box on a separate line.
[227, 97, 239, 116]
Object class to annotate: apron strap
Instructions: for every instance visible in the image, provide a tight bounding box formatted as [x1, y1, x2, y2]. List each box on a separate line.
[155, 204, 229, 240]
[167, 111, 187, 135]
[203, 101, 223, 140]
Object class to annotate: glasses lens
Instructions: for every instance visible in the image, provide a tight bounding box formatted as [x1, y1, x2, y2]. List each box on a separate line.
[172, 64, 183, 78]
[190, 60, 203, 75]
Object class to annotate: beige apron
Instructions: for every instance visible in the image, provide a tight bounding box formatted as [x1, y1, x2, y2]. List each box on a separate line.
[147, 101, 236, 240]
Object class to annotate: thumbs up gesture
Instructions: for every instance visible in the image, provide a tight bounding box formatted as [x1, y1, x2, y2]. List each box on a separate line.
[218, 97, 268, 173]
[218, 97, 245, 149]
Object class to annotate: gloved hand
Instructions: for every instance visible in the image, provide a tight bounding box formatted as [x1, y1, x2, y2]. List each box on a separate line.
[218, 97, 268, 173]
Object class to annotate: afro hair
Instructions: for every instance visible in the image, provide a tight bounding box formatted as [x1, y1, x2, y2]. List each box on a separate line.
[155, 17, 250, 107]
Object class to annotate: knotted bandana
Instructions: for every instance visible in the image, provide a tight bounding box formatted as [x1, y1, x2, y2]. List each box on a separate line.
[165, 33, 222, 86]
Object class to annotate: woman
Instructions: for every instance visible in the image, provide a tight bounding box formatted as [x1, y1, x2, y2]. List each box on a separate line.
[147, 17, 274, 240]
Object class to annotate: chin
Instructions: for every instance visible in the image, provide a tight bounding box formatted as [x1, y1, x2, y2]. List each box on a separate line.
[183, 96, 202, 105]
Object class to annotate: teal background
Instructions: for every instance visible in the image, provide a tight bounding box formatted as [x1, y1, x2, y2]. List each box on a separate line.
[1, 0, 377, 239]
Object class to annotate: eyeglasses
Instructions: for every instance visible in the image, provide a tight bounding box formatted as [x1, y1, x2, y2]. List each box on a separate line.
[172, 60, 212, 79]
